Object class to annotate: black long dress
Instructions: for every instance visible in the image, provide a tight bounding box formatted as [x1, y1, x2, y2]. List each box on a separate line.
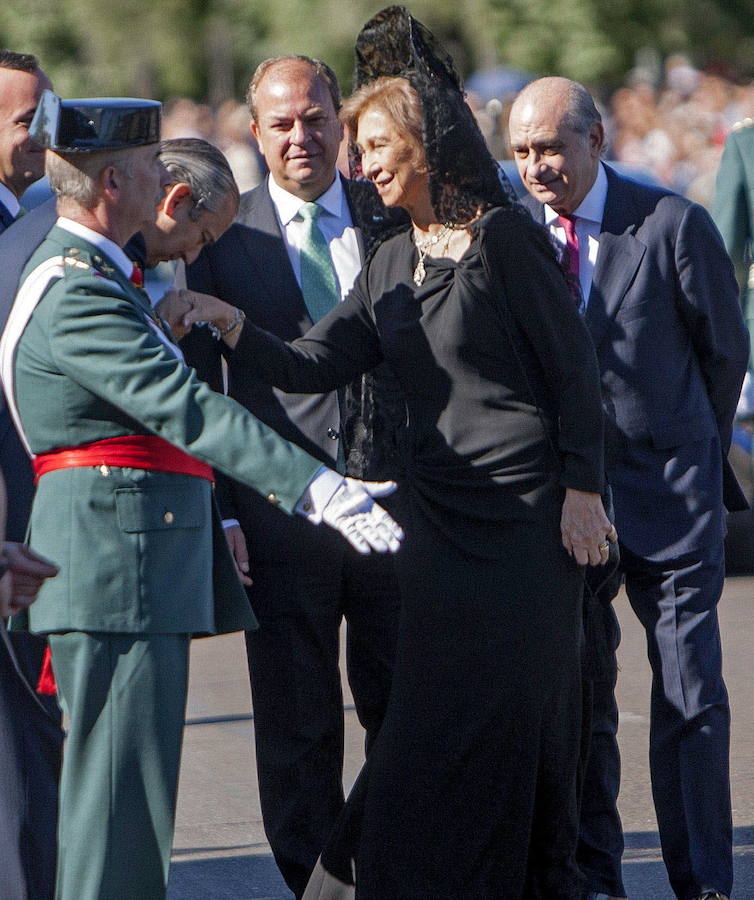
[233, 204, 605, 898]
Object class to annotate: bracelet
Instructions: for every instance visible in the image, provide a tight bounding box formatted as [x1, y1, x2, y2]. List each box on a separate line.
[208, 308, 245, 341]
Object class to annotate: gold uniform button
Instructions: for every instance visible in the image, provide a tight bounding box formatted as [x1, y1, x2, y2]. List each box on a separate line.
[302, 501, 312, 512]
[99, 464, 110, 477]
[163, 511, 175, 524]
[266, 492, 279, 505]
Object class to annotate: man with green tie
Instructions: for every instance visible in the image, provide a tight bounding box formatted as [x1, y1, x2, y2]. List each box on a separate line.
[182, 56, 405, 897]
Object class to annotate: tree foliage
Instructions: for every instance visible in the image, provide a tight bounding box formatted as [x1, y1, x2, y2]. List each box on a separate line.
[1, 0, 754, 103]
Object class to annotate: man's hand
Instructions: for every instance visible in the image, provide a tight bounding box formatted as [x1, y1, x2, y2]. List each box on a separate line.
[224, 524, 252, 586]
[0, 543, 59, 617]
[155, 289, 194, 340]
[0, 571, 14, 618]
[560, 488, 618, 567]
[322, 479, 404, 555]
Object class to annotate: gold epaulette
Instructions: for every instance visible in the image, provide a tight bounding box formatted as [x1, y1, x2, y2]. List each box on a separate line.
[732, 117, 754, 132]
[63, 249, 91, 271]
[62, 247, 116, 278]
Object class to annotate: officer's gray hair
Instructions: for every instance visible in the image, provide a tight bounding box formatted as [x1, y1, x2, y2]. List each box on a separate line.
[46, 148, 138, 208]
[158, 138, 239, 220]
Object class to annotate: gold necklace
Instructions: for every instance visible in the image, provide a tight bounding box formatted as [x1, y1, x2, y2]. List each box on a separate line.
[412, 223, 453, 286]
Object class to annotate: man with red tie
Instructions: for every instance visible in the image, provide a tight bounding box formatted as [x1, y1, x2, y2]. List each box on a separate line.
[510, 77, 748, 900]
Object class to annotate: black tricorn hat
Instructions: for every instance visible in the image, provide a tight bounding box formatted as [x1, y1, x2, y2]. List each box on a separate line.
[30, 90, 161, 153]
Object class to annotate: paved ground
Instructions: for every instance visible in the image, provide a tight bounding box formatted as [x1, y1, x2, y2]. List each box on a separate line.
[167, 576, 754, 899]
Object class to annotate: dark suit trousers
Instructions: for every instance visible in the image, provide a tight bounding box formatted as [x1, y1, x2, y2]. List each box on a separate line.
[580, 541, 731, 900]
[577, 600, 626, 898]
[240, 498, 400, 899]
[0, 631, 63, 900]
[0, 414, 62, 900]
[625, 543, 732, 899]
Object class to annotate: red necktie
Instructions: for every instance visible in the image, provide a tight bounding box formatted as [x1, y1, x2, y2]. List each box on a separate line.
[556, 215, 583, 312]
[129, 263, 144, 288]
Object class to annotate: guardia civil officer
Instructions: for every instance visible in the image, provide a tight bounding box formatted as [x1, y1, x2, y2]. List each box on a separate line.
[0, 92, 402, 900]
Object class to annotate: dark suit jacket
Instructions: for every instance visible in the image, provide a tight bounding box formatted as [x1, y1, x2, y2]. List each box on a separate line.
[0, 198, 57, 540]
[522, 165, 749, 561]
[183, 175, 403, 522]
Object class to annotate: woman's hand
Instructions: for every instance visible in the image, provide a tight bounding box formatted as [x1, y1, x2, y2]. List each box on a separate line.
[560, 488, 618, 567]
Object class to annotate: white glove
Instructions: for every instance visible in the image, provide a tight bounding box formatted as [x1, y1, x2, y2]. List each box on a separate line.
[296, 468, 404, 553]
[321, 477, 404, 554]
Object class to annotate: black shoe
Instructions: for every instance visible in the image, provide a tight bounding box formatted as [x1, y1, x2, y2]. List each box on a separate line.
[693, 893, 729, 900]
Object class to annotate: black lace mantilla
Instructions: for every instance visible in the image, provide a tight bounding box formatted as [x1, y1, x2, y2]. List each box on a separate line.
[343, 6, 518, 479]
[352, 5, 516, 225]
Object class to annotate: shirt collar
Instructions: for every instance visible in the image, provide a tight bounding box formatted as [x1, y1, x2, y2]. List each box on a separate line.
[543, 162, 608, 226]
[267, 173, 344, 226]
[0, 182, 20, 219]
[55, 217, 135, 279]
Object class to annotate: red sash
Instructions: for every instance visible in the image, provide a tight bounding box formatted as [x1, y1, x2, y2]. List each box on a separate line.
[31, 435, 212, 695]
[32, 434, 214, 484]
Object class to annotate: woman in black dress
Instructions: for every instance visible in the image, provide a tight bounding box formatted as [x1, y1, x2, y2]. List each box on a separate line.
[181, 8, 616, 897]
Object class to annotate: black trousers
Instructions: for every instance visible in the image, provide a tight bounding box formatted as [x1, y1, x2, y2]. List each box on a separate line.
[0, 630, 63, 900]
[239, 499, 400, 899]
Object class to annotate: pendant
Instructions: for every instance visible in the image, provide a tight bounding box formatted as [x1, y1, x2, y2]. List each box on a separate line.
[413, 254, 426, 286]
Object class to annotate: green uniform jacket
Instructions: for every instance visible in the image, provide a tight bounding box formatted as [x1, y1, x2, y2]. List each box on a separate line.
[713, 119, 754, 366]
[10, 226, 321, 635]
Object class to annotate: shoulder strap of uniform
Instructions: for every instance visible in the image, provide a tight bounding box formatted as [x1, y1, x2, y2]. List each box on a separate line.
[0, 255, 65, 453]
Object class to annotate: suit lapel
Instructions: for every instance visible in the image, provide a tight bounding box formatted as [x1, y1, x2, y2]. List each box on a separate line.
[235, 176, 372, 323]
[585, 167, 646, 347]
[521, 174, 647, 349]
[236, 181, 311, 321]
[0, 201, 14, 233]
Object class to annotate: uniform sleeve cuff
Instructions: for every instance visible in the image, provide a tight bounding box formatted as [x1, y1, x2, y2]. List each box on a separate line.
[295, 466, 344, 524]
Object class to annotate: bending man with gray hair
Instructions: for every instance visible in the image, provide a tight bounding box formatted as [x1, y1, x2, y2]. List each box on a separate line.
[509, 76, 748, 900]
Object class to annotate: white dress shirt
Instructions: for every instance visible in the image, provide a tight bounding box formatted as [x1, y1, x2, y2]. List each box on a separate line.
[544, 162, 608, 309]
[267, 173, 362, 300]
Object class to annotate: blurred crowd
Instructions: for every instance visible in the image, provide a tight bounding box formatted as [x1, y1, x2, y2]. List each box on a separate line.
[471, 54, 754, 207]
[162, 54, 754, 211]
[162, 97, 266, 193]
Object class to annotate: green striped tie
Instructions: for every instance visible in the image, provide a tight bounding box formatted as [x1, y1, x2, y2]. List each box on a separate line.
[299, 202, 339, 322]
